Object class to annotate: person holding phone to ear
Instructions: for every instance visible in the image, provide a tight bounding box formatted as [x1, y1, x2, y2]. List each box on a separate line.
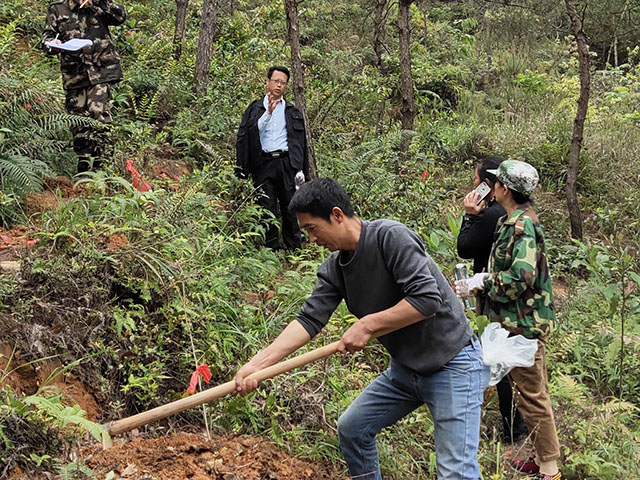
[458, 157, 506, 277]
[456, 156, 528, 444]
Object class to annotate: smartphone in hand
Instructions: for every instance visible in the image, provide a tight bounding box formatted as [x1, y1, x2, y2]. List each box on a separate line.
[472, 181, 492, 206]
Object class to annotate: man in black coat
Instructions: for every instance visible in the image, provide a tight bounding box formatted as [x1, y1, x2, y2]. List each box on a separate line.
[235, 66, 309, 251]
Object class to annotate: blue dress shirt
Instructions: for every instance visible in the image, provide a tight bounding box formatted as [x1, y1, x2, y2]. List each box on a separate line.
[258, 95, 288, 153]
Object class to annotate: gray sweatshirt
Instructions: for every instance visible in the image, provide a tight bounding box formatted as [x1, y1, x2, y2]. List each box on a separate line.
[296, 219, 473, 375]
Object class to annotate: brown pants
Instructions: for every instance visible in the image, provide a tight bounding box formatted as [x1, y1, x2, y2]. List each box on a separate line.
[509, 341, 561, 462]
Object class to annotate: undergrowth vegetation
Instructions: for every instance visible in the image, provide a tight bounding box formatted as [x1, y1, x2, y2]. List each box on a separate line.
[1, 0, 639, 479]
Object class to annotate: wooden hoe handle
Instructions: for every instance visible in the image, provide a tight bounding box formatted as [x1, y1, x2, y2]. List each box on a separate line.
[103, 341, 340, 438]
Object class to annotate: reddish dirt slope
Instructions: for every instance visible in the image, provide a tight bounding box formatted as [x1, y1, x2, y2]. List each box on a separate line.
[82, 432, 345, 480]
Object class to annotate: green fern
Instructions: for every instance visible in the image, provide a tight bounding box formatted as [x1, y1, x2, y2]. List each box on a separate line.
[0, 18, 18, 60]
[23, 391, 109, 443]
[550, 372, 590, 407]
[57, 462, 97, 480]
[0, 152, 50, 195]
[0, 80, 95, 202]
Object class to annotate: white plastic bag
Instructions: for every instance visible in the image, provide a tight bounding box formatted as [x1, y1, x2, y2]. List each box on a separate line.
[480, 322, 538, 386]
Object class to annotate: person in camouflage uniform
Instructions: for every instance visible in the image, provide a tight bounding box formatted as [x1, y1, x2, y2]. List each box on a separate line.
[484, 197, 555, 338]
[456, 160, 562, 480]
[42, 0, 126, 173]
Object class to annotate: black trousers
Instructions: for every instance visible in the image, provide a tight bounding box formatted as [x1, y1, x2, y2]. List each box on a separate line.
[497, 372, 528, 442]
[252, 154, 302, 250]
[478, 292, 528, 442]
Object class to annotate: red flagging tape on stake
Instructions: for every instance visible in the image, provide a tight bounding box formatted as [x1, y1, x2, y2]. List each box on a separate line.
[126, 159, 152, 192]
[186, 364, 212, 393]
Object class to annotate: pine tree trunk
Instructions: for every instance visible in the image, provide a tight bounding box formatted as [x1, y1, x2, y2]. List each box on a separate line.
[284, 0, 317, 178]
[397, 0, 415, 165]
[373, 0, 388, 136]
[565, 0, 589, 240]
[173, 0, 189, 60]
[194, 0, 219, 96]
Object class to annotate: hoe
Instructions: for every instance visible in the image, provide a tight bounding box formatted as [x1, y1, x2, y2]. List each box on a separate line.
[101, 341, 340, 448]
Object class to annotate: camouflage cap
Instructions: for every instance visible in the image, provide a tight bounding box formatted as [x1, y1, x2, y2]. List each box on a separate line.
[486, 160, 539, 196]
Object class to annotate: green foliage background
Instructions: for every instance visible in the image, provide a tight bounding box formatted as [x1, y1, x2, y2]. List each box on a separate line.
[1, 0, 639, 479]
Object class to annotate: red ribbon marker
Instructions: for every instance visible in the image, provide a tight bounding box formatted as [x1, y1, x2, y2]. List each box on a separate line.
[186, 364, 212, 393]
[126, 159, 152, 192]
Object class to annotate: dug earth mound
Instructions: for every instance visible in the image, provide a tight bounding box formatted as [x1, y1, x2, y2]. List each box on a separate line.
[82, 432, 343, 479]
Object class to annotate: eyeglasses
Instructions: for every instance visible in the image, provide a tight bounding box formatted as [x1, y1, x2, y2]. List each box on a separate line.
[269, 79, 288, 86]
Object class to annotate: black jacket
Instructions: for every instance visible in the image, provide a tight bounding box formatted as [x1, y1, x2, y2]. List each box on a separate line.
[457, 199, 506, 274]
[235, 99, 309, 178]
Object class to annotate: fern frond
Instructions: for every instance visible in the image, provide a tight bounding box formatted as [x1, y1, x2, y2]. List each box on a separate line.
[0, 19, 18, 59]
[23, 392, 108, 442]
[15, 139, 69, 157]
[550, 372, 589, 407]
[37, 113, 99, 133]
[196, 140, 225, 169]
[0, 153, 51, 195]
[599, 399, 638, 416]
[551, 331, 579, 361]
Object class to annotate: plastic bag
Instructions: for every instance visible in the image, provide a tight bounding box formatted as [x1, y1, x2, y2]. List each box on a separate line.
[480, 322, 538, 386]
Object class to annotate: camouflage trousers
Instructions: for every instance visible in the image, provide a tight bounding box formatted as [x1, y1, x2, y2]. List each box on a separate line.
[65, 82, 114, 172]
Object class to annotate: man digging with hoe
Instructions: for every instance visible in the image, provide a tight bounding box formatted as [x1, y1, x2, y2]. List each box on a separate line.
[234, 178, 489, 480]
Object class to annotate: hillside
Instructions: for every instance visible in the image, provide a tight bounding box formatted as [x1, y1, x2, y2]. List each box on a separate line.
[1, 0, 639, 479]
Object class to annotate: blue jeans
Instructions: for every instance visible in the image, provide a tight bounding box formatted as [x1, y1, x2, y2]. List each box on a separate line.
[337, 337, 489, 480]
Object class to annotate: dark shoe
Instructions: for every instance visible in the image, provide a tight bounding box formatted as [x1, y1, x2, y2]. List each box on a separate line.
[512, 456, 540, 474]
[532, 472, 562, 480]
[90, 159, 103, 171]
[77, 160, 90, 173]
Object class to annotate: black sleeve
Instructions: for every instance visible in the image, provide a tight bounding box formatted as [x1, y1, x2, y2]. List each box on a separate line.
[302, 120, 310, 180]
[457, 214, 476, 259]
[98, 0, 127, 26]
[235, 103, 254, 173]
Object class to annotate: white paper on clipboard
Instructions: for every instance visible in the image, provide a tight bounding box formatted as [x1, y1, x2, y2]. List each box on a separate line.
[45, 38, 93, 52]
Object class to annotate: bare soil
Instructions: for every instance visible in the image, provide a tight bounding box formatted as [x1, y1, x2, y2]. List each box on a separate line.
[0, 225, 35, 261]
[0, 344, 101, 420]
[23, 176, 85, 216]
[148, 155, 192, 181]
[82, 432, 345, 480]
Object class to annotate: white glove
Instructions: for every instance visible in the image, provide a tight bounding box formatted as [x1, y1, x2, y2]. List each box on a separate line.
[455, 273, 489, 297]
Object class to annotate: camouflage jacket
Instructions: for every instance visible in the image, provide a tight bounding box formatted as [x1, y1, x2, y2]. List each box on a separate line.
[483, 204, 555, 339]
[42, 0, 126, 90]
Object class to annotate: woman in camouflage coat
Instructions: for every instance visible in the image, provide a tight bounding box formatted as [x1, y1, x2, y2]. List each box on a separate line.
[456, 160, 562, 480]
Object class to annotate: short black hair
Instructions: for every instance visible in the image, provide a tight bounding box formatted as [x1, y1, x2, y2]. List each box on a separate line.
[267, 66, 290, 81]
[497, 180, 532, 205]
[477, 156, 505, 187]
[289, 178, 355, 221]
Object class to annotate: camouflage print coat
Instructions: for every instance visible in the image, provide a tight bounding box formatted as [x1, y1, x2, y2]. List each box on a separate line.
[483, 204, 555, 339]
[42, 0, 126, 90]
